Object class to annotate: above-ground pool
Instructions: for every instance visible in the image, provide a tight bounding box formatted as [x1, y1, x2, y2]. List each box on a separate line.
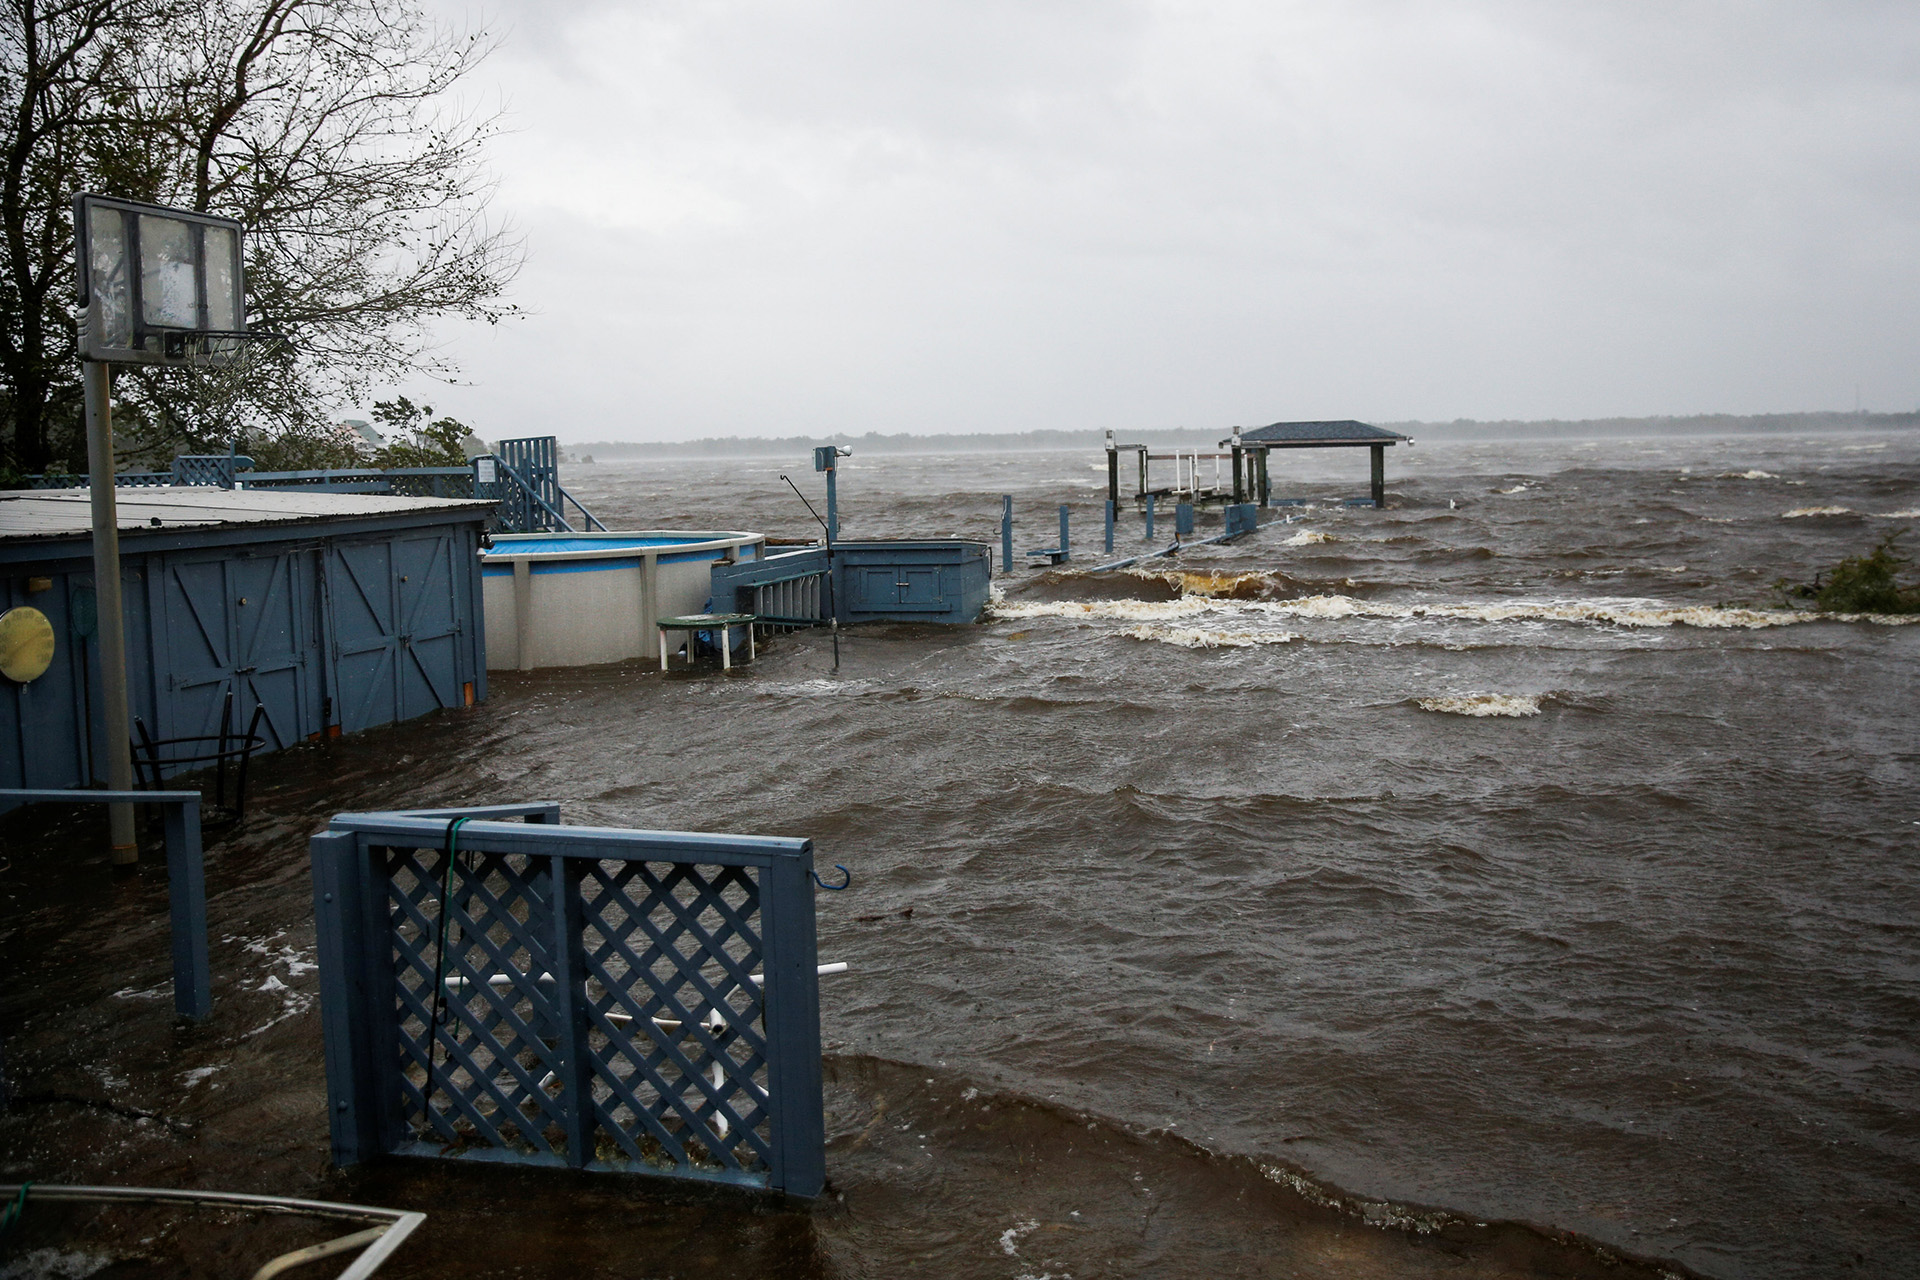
[481, 530, 764, 670]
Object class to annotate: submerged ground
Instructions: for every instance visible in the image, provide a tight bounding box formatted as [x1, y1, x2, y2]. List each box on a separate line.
[4, 430, 1917, 1278]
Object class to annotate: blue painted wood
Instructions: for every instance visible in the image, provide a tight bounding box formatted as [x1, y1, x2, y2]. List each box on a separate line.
[761, 852, 825, 1197]
[1001, 495, 1013, 574]
[717, 542, 992, 624]
[314, 809, 827, 1196]
[0, 789, 209, 1020]
[161, 799, 210, 1020]
[312, 829, 375, 1163]
[1176, 501, 1195, 536]
[2, 510, 485, 794]
[1144, 493, 1156, 541]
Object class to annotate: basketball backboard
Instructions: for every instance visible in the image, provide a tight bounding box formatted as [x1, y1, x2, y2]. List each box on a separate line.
[74, 193, 248, 366]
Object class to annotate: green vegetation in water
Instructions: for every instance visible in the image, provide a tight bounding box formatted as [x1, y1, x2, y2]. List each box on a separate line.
[1774, 532, 1920, 614]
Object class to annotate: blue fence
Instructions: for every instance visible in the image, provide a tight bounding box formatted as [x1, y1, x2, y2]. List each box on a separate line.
[311, 805, 826, 1197]
[0, 789, 210, 1019]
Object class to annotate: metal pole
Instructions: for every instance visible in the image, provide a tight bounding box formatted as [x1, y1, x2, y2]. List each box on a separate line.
[1000, 495, 1013, 574]
[84, 360, 136, 863]
[825, 466, 838, 541]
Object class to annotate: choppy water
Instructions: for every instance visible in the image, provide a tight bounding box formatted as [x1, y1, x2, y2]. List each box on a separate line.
[13, 431, 1908, 1278]
[543, 432, 1920, 1279]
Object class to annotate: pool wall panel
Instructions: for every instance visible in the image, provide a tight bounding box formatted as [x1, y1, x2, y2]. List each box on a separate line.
[482, 531, 763, 671]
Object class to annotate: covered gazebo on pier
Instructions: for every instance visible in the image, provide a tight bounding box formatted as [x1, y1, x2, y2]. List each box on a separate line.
[1221, 420, 1412, 508]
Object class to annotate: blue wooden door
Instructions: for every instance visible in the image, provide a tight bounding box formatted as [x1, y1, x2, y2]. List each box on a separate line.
[153, 547, 317, 763]
[325, 533, 465, 733]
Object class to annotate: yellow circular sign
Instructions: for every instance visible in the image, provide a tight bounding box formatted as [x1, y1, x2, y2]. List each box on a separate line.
[0, 606, 56, 683]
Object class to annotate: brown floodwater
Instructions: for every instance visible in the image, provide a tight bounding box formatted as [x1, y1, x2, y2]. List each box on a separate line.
[4, 432, 1918, 1278]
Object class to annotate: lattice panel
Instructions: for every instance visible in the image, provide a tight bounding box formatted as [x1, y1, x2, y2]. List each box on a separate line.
[387, 847, 571, 1157]
[577, 860, 772, 1176]
[378, 846, 771, 1179]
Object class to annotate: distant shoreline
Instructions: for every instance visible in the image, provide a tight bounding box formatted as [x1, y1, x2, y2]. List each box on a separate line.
[559, 411, 1919, 459]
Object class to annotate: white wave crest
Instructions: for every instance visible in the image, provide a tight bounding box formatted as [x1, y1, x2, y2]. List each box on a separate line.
[991, 597, 1216, 622]
[1722, 469, 1778, 479]
[1878, 509, 1920, 519]
[1119, 624, 1299, 649]
[996, 592, 1917, 633]
[1282, 530, 1334, 546]
[1783, 506, 1856, 518]
[1496, 484, 1529, 494]
[1247, 593, 1806, 630]
[1417, 694, 1543, 717]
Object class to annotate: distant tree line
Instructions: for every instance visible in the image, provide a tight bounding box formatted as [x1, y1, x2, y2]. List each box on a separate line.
[0, 0, 520, 477]
[561, 412, 1920, 458]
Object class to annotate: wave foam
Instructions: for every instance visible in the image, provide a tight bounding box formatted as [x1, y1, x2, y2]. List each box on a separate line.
[1722, 469, 1779, 480]
[1879, 509, 1920, 519]
[1282, 530, 1335, 546]
[1119, 624, 1299, 649]
[1783, 506, 1857, 518]
[1416, 694, 1543, 717]
[994, 592, 1918, 633]
[1248, 593, 1804, 629]
[992, 597, 1216, 622]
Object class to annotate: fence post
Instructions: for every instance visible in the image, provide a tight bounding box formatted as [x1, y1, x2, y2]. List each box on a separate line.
[161, 799, 210, 1020]
[1000, 495, 1013, 575]
[312, 830, 380, 1165]
[547, 854, 596, 1167]
[760, 849, 825, 1198]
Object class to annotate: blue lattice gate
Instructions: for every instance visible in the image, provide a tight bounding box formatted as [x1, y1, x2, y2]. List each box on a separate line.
[311, 805, 825, 1197]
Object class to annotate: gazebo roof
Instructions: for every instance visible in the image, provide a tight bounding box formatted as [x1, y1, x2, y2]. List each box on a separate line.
[1223, 420, 1410, 448]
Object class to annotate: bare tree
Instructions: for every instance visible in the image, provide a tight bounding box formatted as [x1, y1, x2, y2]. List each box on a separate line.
[0, 0, 520, 474]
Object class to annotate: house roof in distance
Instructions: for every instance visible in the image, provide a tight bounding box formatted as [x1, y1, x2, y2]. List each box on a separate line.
[1224, 420, 1411, 448]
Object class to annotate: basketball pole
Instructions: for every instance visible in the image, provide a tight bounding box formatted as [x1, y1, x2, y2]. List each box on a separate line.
[83, 357, 137, 863]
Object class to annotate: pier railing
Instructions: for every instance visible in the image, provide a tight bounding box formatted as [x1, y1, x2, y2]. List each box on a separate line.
[311, 805, 826, 1197]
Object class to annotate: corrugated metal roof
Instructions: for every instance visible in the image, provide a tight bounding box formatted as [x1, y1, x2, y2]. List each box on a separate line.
[0, 488, 493, 542]
[1229, 420, 1410, 446]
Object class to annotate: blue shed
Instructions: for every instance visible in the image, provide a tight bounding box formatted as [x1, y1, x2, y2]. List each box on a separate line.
[0, 488, 492, 793]
[709, 540, 993, 627]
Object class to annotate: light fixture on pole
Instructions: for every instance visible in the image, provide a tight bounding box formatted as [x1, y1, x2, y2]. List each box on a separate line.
[74, 193, 253, 863]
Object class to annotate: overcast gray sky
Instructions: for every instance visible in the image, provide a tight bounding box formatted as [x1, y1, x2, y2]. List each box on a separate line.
[405, 1, 1920, 441]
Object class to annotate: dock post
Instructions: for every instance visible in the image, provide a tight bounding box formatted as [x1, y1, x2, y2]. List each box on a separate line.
[1104, 500, 1114, 553]
[1176, 501, 1194, 537]
[1256, 450, 1271, 507]
[1000, 494, 1013, 574]
[1106, 430, 1119, 509]
[1144, 493, 1155, 541]
[1058, 505, 1070, 562]
[1371, 444, 1385, 508]
[1231, 427, 1244, 503]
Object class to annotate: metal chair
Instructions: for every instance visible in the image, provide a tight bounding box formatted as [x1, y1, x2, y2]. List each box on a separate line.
[132, 690, 267, 826]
